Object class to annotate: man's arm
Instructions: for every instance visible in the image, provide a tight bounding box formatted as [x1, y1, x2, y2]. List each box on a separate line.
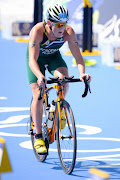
[65, 26, 85, 74]
[64, 26, 91, 82]
[29, 23, 46, 85]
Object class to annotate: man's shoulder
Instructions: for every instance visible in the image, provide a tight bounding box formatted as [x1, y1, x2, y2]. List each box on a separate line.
[30, 22, 44, 36]
[63, 25, 74, 40]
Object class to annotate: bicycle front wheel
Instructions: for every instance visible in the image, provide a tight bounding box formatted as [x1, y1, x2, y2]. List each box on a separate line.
[56, 99, 77, 174]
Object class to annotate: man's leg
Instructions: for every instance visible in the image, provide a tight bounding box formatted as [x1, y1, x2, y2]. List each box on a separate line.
[30, 82, 47, 153]
[54, 67, 69, 97]
[30, 83, 43, 134]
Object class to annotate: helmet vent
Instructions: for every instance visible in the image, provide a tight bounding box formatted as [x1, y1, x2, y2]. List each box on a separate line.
[60, 6, 63, 13]
[62, 7, 66, 13]
[55, 6, 60, 13]
[52, 8, 59, 16]
[53, 15, 59, 20]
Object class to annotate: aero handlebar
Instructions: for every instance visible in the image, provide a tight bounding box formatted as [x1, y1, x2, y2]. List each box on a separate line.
[38, 76, 91, 100]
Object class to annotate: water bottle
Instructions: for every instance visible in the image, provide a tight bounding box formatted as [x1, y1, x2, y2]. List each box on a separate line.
[47, 100, 56, 129]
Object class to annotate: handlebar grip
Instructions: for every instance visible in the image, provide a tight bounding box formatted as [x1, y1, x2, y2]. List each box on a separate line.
[47, 80, 54, 84]
[82, 77, 91, 98]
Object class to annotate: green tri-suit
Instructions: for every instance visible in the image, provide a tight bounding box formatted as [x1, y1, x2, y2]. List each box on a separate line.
[26, 23, 68, 84]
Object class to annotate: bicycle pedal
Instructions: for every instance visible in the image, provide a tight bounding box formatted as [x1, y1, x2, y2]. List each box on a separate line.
[28, 129, 33, 135]
[28, 129, 34, 135]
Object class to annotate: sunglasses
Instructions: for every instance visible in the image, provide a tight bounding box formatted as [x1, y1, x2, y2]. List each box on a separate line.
[52, 23, 67, 28]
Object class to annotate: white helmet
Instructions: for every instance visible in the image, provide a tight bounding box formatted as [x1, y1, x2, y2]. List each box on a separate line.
[46, 4, 69, 23]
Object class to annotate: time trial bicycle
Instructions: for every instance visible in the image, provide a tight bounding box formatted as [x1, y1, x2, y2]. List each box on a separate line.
[29, 76, 91, 174]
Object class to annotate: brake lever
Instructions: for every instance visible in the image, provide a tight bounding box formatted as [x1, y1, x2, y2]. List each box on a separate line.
[38, 86, 44, 100]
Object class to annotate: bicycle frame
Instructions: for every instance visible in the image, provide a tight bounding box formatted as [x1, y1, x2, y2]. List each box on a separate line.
[43, 84, 71, 143]
[38, 76, 91, 142]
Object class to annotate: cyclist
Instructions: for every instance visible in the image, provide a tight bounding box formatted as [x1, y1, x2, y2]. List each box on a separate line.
[26, 4, 91, 154]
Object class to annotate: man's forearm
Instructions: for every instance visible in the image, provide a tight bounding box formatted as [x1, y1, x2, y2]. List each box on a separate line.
[29, 59, 43, 78]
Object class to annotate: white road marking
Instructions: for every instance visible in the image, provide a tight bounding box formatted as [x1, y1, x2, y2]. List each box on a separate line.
[76, 124, 102, 135]
[0, 115, 29, 124]
[76, 154, 120, 161]
[19, 138, 120, 153]
[0, 97, 7, 100]
[0, 121, 102, 137]
[0, 107, 30, 113]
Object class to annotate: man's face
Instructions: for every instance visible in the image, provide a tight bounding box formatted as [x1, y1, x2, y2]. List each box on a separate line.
[51, 22, 67, 37]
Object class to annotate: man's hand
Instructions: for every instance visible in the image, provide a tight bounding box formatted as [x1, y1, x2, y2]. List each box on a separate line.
[80, 73, 91, 83]
[37, 75, 47, 87]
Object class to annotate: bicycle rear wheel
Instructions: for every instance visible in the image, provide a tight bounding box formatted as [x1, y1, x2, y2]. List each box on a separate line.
[30, 104, 48, 162]
[56, 99, 77, 174]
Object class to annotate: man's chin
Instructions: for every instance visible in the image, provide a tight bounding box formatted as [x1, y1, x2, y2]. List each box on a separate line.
[56, 33, 63, 38]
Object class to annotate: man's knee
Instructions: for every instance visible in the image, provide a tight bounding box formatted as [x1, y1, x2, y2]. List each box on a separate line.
[54, 67, 68, 79]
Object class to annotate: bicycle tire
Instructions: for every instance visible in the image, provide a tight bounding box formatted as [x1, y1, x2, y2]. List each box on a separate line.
[56, 99, 77, 174]
[30, 107, 48, 162]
